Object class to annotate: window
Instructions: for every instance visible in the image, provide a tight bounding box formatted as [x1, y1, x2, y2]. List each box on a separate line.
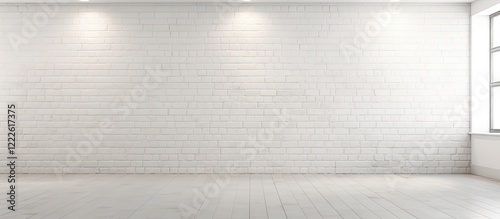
[491, 12, 500, 132]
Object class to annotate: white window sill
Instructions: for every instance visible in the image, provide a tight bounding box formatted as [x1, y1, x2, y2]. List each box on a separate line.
[469, 132, 500, 136]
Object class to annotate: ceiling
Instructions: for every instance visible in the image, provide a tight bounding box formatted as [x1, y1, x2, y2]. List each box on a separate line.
[0, 0, 476, 3]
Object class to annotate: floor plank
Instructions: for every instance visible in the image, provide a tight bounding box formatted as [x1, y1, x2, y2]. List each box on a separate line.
[0, 174, 499, 219]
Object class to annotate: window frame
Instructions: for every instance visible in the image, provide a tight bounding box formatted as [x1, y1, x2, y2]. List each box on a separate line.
[490, 11, 500, 133]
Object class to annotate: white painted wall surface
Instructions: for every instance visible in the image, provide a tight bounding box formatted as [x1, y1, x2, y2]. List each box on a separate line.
[471, 134, 500, 180]
[0, 3, 470, 173]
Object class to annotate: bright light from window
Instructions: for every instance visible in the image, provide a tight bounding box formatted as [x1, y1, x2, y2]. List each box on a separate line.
[493, 87, 500, 130]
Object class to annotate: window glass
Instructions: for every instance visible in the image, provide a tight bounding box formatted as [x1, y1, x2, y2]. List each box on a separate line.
[493, 86, 500, 130]
[492, 52, 500, 83]
[493, 15, 500, 48]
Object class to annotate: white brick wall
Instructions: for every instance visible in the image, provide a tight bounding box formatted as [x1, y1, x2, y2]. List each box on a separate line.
[0, 3, 470, 174]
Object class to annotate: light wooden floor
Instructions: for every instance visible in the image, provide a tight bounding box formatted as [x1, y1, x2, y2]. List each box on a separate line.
[1, 174, 500, 219]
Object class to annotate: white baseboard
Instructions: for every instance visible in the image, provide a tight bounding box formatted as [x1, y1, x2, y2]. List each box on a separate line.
[472, 165, 500, 181]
